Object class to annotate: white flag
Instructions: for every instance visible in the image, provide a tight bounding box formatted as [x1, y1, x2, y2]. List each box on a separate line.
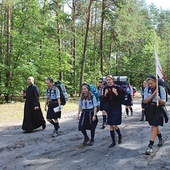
[155, 50, 165, 80]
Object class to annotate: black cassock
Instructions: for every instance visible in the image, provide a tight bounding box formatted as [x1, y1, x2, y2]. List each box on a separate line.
[22, 84, 46, 132]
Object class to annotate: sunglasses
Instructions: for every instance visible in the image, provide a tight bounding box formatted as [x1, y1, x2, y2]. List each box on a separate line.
[99, 81, 103, 83]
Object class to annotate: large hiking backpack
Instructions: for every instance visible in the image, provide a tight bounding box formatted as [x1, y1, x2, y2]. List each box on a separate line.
[158, 79, 170, 100]
[119, 85, 129, 104]
[54, 81, 68, 105]
[88, 84, 100, 111]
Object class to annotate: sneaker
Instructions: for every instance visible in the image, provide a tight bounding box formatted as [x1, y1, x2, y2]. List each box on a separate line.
[109, 143, 116, 148]
[52, 130, 58, 137]
[157, 138, 163, 147]
[146, 145, 153, 155]
[83, 137, 89, 146]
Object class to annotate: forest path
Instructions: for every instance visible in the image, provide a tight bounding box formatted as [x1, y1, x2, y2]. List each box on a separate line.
[0, 97, 170, 170]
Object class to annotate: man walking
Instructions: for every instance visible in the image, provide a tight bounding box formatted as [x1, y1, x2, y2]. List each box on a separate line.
[22, 76, 46, 133]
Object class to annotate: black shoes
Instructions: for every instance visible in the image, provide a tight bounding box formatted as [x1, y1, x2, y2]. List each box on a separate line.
[88, 140, 94, 146]
[109, 143, 116, 148]
[42, 123, 46, 130]
[83, 138, 95, 146]
[102, 122, 107, 129]
[83, 137, 89, 146]
[118, 134, 122, 144]
[157, 138, 163, 147]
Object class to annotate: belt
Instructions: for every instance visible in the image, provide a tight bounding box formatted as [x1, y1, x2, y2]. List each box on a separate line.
[49, 99, 58, 103]
[150, 102, 157, 105]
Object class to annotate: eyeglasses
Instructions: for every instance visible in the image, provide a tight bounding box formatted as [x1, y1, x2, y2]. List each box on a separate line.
[99, 81, 103, 83]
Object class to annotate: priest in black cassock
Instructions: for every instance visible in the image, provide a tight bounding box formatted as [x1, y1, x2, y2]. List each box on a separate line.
[22, 76, 46, 133]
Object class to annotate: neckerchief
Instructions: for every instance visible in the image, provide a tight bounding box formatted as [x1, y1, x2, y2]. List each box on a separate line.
[83, 95, 88, 109]
[107, 83, 114, 100]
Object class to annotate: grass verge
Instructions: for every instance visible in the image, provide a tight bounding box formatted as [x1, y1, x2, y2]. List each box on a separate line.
[0, 98, 78, 123]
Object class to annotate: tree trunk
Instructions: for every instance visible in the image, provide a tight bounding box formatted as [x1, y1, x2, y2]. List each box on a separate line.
[5, 5, 11, 102]
[0, 2, 4, 95]
[99, 0, 106, 75]
[79, 0, 93, 93]
[93, 1, 97, 68]
[72, 0, 76, 96]
[55, 1, 62, 81]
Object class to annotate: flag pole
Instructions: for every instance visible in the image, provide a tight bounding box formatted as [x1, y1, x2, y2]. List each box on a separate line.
[156, 75, 159, 106]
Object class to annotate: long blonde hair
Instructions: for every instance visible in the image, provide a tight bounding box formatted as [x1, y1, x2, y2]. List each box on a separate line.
[80, 84, 93, 101]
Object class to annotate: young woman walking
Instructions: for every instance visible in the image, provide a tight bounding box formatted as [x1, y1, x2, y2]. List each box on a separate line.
[124, 83, 134, 116]
[98, 78, 107, 129]
[144, 75, 166, 155]
[103, 75, 123, 148]
[78, 83, 98, 146]
[45, 78, 61, 137]
[140, 80, 148, 121]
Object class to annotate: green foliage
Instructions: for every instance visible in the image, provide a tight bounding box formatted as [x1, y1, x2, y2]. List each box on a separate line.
[0, 0, 170, 99]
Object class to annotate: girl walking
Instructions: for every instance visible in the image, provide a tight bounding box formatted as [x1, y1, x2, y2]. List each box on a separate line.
[124, 83, 134, 116]
[45, 78, 61, 137]
[98, 78, 107, 129]
[140, 80, 148, 121]
[103, 75, 123, 148]
[144, 75, 166, 155]
[78, 83, 98, 146]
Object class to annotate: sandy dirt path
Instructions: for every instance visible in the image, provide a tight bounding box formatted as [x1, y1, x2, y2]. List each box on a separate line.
[0, 97, 170, 170]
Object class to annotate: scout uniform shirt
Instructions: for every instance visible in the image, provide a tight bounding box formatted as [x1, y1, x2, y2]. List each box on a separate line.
[144, 86, 166, 102]
[46, 86, 60, 100]
[79, 95, 98, 110]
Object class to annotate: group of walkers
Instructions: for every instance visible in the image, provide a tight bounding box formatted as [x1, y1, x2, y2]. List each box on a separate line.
[22, 74, 167, 155]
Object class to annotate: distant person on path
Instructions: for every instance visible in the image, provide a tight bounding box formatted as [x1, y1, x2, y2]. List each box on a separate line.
[144, 75, 166, 155]
[22, 76, 46, 133]
[140, 80, 148, 121]
[45, 78, 61, 137]
[98, 78, 107, 129]
[124, 83, 133, 116]
[78, 83, 98, 146]
[103, 75, 123, 148]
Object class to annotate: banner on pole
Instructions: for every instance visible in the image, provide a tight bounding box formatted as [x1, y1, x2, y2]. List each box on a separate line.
[155, 50, 165, 80]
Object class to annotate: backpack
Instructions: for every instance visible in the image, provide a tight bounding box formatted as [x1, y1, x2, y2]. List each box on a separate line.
[119, 85, 128, 104]
[88, 84, 100, 111]
[158, 78, 170, 96]
[54, 81, 68, 105]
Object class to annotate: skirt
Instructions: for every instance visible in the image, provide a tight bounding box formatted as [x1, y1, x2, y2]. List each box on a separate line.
[144, 103, 164, 126]
[100, 102, 108, 111]
[123, 94, 133, 106]
[47, 102, 61, 119]
[107, 106, 122, 125]
[78, 109, 98, 131]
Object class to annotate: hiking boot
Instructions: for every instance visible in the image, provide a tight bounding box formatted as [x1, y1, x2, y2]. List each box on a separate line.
[83, 137, 89, 146]
[118, 134, 122, 144]
[109, 142, 116, 148]
[157, 138, 163, 147]
[146, 145, 153, 155]
[52, 130, 58, 137]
